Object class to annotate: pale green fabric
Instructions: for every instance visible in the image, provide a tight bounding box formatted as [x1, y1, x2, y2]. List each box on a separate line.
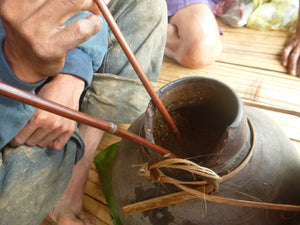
[81, 0, 168, 123]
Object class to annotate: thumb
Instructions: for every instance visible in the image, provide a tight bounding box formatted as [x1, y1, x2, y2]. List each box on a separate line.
[53, 14, 103, 54]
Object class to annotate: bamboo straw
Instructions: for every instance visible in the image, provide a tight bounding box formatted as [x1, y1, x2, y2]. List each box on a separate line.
[0, 81, 176, 157]
[122, 188, 300, 216]
[94, 0, 182, 141]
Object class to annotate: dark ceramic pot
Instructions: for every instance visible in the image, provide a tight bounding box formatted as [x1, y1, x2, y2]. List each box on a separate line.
[111, 77, 300, 225]
[143, 77, 248, 175]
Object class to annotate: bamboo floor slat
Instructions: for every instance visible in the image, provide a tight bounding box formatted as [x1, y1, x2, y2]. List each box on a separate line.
[48, 21, 300, 225]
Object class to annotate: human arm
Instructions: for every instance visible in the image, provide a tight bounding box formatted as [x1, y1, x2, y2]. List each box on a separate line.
[0, 39, 43, 149]
[9, 74, 84, 150]
[282, 2, 300, 76]
[0, 0, 104, 149]
[1, 0, 103, 83]
[8, 11, 108, 150]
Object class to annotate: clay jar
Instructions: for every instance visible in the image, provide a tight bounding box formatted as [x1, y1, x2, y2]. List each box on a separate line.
[111, 76, 300, 225]
[144, 76, 248, 175]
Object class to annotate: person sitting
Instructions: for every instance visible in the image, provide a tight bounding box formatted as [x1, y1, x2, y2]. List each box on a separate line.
[282, 3, 300, 77]
[0, 0, 168, 224]
[164, 0, 223, 68]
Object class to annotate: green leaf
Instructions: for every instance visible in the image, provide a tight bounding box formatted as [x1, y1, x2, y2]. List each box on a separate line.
[94, 142, 122, 225]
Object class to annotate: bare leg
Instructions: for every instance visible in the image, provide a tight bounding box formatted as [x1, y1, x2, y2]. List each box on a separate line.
[42, 125, 104, 225]
[40, 0, 167, 223]
[165, 4, 222, 68]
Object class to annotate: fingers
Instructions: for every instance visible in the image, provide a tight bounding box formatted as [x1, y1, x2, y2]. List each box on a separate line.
[28, 127, 59, 147]
[288, 48, 300, 76]
[11, 125, 74, 150]
[32, 0, 102, 28]
[282, 37, 300, 76]
[54, 15, 103, 53]
[0, 0, 46, 24]
[48, 134, 73, 150]
[282, 45, 293, 67]
[11, 128, 72, 150]
[14, 127, 55, 147]
[284, 47, 300, 76]
[9, 120, 38, 147]
[45, 132, 74, 150]
[9, 110, 76, 150]
[35, 0, 98, 24]
[11, 74, 84, 150]
[1, 0, 104, 82]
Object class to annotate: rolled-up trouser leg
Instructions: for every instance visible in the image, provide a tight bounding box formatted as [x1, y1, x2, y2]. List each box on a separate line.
[0, 132, 84, 225]
[81, 0, 168, 123]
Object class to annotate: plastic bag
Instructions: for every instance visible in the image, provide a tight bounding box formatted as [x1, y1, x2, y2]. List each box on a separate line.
[213, 0, 254, 27]
[247, 0, 299, 30]
[253, 0, 270, 9]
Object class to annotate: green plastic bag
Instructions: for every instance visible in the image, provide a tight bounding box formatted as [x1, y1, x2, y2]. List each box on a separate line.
[247, 0, 299, 30]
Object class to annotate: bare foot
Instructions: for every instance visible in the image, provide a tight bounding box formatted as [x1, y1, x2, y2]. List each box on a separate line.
[48, 204, 94, 225]
[41, 125, 104, 225]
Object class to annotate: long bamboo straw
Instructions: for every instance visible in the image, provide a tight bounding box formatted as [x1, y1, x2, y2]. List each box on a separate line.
[0, 81, 176, 157]
[94, 0, 182, 141]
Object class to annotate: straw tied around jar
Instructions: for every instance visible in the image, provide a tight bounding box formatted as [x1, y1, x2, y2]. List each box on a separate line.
[123, 118, 300, 216]
[1, 82, 299, 220]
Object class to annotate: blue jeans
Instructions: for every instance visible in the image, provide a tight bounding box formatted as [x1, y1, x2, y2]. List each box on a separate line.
[0, 131, 84, 225]
[0, 0, 167, 224]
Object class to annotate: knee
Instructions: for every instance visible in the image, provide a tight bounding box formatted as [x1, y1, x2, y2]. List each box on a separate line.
[179, 37, 222, 69]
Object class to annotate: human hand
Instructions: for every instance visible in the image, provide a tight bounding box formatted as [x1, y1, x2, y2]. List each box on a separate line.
[282, 33, 300, 77]
[9, 74, 85, 150]
[0, 0, 103, 83]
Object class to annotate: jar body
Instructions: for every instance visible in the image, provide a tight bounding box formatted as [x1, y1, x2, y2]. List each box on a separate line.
[111, 77, 300, 225]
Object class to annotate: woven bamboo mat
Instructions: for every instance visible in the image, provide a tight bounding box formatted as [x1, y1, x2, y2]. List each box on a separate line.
[78, 20, 299, 225]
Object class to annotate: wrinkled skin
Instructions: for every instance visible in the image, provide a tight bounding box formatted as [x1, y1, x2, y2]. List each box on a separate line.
[282, 32, 300, 77]
[282, 5, 300, 77]
[0, 0, 106, 224]
[0, 0, 103, 83]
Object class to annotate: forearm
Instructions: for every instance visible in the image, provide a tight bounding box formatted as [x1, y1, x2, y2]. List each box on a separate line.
[40, 74, 85, 103]
[9, 74, 85, 150]
[0, 26, 43, 149]
[0, 9, 107, 148]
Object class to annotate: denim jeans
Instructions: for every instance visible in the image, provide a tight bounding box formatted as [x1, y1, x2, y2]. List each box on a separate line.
[0, 131, 84, 225]
[0, 0, 167, 224]
[81, 0, 168, 123]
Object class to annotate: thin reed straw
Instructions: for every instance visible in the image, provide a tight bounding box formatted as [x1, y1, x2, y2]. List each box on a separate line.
[0, 81, 176, 157]
[94, 0, 182, 141]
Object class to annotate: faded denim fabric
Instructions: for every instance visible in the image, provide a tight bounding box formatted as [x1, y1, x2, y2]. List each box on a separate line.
[0, 20, 45, 149]
[0, 0, 167, 224]
[61, 13, 108, 88]
[0, 131, 84, 225]
[81, 0, 168, 124]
